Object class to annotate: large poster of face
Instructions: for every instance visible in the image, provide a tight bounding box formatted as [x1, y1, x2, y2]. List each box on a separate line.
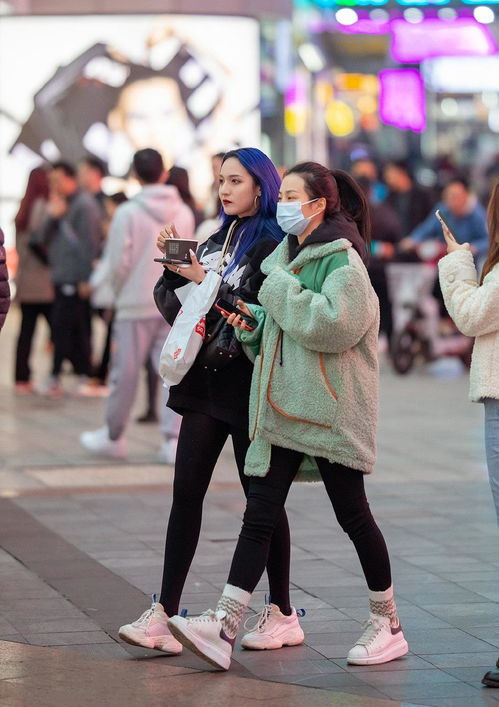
[0, 14, 260, 244]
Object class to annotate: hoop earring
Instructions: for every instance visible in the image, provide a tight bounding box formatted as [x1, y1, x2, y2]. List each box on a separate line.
[253, 194, 260, 210]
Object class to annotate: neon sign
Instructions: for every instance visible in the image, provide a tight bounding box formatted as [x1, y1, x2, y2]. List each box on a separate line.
[379, 68, 426, 132]
[390, 17, 496, 61]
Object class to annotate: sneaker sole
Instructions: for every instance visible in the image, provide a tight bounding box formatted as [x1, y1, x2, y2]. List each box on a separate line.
[167, 619, 230, 671]
[241, 628, 305, 650]
[347, 637, 409, 666]
[118, 629, 182, 654]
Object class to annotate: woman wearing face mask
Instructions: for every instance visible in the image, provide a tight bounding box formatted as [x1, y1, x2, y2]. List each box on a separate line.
[119, 148, 304, 655]
[167, 162, 408, 671]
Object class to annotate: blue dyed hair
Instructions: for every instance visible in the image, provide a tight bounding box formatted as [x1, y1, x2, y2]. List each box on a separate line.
[219, 147, 284, 273]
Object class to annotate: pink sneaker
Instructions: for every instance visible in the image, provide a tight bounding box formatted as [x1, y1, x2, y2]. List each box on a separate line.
[241, 604, 305, 650]
[119, 595, 182, 654]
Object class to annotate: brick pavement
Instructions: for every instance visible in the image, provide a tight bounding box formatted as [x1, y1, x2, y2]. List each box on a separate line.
[0, 309, 498, 706]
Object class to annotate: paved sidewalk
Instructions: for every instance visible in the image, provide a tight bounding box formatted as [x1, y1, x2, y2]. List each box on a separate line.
[0, 309, 498, 706]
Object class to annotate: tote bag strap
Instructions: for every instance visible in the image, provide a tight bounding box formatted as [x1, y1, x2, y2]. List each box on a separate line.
[216, 220, 239, 275]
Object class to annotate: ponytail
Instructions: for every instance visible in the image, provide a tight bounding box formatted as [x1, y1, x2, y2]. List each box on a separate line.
[331, 169, 371, 247]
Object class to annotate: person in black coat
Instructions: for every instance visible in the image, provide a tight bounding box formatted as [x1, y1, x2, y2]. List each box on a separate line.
[118, 148, 300, 655]
[383, 160, 433, 238]
[0, 228, 11, 331]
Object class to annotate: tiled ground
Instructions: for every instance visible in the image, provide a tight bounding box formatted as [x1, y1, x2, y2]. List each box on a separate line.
[0, 308, 498, 705]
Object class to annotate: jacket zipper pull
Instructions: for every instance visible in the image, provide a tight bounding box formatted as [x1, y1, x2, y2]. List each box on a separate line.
[279, 333, 283, 366]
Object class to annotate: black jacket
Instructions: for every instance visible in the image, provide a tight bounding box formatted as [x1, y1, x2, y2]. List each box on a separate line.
[0, 229, 11, 330]
[385, 185, 433, 238]
[154, 220, 280, 428]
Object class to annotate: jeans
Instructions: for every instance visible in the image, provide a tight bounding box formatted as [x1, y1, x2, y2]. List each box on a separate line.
[484, 398, 499, 526]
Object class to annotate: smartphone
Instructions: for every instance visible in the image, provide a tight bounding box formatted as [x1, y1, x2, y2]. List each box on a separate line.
[153, 257, 190, 265]
[435, 210, 457, 240]
[215, 298, 256, 329]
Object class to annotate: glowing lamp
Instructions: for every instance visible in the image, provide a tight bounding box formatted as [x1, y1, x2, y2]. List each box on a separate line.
[325, 100, 355, 136]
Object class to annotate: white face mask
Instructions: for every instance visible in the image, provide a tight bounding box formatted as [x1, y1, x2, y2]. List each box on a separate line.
[276, 199, 321, 236]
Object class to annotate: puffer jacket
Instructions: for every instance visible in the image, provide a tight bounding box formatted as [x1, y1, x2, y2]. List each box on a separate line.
[0, 228, 11, 330]
[237, 232, 380, 480]
[438, 249, 499, 402]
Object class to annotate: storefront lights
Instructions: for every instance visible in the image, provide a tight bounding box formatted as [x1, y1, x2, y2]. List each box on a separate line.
[390, 17, 496, 62]
[297, 43, 326, 72]
[403, 8, 424, 22]
[335, 8, 359, 24]
[473, 6, 495, 22]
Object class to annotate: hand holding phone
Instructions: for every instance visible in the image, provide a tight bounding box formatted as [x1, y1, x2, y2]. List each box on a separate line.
[435, 210, 471, 254]
[215, 298, 256, 330]
[435, 210, 457, 239]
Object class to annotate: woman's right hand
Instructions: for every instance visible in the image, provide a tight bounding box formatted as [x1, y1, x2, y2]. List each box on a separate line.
[223, 300, 253, 331]
[440, 224, 471, 254]
[156, 223, 181, 254]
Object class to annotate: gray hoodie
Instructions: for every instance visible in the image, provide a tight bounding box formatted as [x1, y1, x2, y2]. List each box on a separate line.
[105, 184, 195, 320]
[36, 190, 102, 285]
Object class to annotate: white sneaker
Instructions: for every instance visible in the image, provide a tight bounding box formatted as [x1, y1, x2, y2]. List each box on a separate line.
[241, 604, 305, 650]
[347, 613, 409, 665]
[168, 609, 233, 670]
[157, 438, 177, 465]
[79, 426, 128, 459]
[119, 596, 182, 654]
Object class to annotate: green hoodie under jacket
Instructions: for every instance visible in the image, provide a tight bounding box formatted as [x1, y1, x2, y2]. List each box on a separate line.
[237, 235, 380, 481]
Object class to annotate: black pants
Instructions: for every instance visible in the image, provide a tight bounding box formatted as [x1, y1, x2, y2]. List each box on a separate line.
[159, 411, 291, 616]
[51, 287, 91, 377]
[368, 264, 393, 342]
[228, 445, 392, 595]
[15, 302, 52, 382]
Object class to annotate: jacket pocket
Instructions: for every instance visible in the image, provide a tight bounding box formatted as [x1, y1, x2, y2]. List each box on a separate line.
[266, 334, 338, 429]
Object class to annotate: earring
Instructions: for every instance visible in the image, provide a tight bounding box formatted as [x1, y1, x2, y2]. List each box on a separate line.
[253, 194, 261, 210]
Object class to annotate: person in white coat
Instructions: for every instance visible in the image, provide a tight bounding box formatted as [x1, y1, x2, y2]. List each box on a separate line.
[80, 149, 195, 462]
[438, 181, 499, 689]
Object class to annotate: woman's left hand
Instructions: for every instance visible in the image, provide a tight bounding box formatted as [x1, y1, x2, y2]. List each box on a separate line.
[441, 224, 471, 254]
[165, 249, 206, 283]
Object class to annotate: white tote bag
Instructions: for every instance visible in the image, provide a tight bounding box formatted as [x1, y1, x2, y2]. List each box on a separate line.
[159, 269, 222, 386]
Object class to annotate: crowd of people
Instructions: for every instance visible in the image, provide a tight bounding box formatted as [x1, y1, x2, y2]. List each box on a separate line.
[5, 146, 499, 687]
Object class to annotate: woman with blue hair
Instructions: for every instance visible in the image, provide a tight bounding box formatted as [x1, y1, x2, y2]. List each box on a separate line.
[119, 148, 304, 654]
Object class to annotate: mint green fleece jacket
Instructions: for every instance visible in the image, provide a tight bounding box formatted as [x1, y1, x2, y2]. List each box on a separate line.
[237, 237, 380, 480]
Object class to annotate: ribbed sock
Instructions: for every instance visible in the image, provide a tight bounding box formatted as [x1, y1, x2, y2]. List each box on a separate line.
[368, 585, 399, 627]
[216, 584, 252, 639]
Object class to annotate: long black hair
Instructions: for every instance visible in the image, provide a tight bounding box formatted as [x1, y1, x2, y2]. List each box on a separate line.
[285, 162, 371, 247]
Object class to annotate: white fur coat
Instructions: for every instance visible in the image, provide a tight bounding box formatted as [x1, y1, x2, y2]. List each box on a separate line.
[438, 250, 499, 402]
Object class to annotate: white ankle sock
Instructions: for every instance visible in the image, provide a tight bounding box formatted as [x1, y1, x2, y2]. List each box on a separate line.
[216, 584, 252, 639]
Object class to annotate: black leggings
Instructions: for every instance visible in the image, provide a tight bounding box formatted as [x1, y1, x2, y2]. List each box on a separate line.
[159, 411, 291, 616]
[228, 445, 391, 595]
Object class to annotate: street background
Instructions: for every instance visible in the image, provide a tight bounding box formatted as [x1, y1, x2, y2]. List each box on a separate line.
[1, 307, 498, 706]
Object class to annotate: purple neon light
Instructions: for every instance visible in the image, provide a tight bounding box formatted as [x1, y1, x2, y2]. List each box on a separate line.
[390, 18, 496, 62]
[337, 18, 390, 34]
[379, 69, 426, 132]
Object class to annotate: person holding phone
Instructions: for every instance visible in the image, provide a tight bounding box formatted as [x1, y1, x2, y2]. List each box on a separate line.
[166, 162, 409, 671]
[119, 148, 302, 655]
[400, 177, 488, 263]
[437, 183, 499, 688]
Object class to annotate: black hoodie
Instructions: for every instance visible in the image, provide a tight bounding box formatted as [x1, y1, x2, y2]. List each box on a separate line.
[288, 211, 368, 264]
